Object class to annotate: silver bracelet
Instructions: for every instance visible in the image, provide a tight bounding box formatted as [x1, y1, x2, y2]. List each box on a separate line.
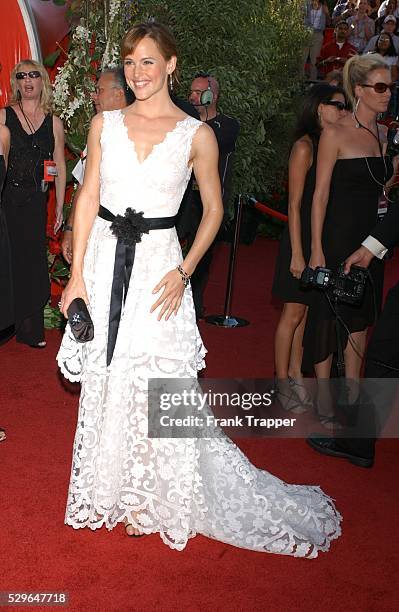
[177, 264, 191, 287]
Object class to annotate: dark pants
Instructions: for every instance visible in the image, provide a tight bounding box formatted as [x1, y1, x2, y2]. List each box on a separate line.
[16, 309, 45, 345]
[187, 234, 215, 320]
[185, 191, 215, 320]
[336, 281, 399, 460]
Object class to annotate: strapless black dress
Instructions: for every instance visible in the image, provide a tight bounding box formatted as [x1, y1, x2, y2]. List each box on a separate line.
[303, 156, 392, 368]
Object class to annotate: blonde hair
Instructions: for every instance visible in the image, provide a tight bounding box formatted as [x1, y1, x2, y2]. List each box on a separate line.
[343, 54, 389, 110]
[10, 59, 53, 114]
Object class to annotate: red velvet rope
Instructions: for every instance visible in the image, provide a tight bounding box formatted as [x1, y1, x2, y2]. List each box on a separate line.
[247, 197, 288, 222]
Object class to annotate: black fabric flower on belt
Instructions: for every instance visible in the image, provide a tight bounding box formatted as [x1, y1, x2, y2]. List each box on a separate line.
[109, 208, 150, 246]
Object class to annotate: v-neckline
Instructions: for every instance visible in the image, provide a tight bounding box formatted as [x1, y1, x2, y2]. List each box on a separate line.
[10, 105, 47, 136]
[120, 111, 190, 166]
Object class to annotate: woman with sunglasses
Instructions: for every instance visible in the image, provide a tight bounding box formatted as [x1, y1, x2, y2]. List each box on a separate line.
[273, 83, 346, 413]
[0, 60, 66, 348]
[305, 54, 394, 388]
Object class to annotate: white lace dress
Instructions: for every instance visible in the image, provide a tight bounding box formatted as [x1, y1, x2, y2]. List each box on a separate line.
[57, 110, 342, 557]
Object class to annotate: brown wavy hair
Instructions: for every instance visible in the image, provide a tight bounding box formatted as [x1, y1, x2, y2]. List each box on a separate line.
[10, 59, 53, 114]
[121, 21, 180, 89]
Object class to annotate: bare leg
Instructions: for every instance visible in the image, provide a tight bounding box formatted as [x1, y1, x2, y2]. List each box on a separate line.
[288, 311, 313, 406]
[344, 329, 367, 405]
[274, 302, 307, 379]
[274, 302, 308, 413]
[314, 354, 336, 427]
[345, 330, 367, 380]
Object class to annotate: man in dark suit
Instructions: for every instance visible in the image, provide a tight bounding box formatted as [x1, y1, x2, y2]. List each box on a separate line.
[307, 200, 399, 467]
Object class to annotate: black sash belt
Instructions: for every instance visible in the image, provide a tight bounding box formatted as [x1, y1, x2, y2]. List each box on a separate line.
[98, 204, 176, 366]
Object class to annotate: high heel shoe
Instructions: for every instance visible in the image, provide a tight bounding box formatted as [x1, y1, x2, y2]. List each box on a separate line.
[288, 376, 313, 408]
[274, 378, 308, 415]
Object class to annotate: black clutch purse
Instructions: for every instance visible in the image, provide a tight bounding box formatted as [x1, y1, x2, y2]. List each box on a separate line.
[67, 298, 94, 343]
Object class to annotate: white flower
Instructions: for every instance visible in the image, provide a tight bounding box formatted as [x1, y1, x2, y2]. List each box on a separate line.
[74, 25, 90, 42]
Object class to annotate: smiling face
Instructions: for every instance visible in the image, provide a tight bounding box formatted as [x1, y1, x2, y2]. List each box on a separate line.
[123, 36, 176, 101]
[16, 63, 43, 102]
[356, 67, 392, 114]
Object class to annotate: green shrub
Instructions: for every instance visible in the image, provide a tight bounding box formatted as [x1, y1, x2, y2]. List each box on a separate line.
[137, 0, 310, 201]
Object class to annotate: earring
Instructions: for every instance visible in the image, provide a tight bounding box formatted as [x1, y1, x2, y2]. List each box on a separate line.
[318, 111, 322, 123]
[353, 98, 361, 127]
[169, 74, 173, 91]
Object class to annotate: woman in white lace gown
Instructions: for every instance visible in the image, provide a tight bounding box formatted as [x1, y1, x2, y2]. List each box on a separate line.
[57, 22, 342, 557]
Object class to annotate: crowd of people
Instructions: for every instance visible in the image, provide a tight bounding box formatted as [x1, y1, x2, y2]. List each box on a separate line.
[304, 0, 399, 88]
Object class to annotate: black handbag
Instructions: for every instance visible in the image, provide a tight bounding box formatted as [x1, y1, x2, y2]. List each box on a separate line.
[67, 298, 94, 343]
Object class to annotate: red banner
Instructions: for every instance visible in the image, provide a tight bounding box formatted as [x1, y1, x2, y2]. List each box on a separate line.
[0, 0, 32, 106]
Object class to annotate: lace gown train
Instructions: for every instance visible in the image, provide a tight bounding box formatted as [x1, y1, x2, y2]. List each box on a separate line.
[57, 110, 341, 557]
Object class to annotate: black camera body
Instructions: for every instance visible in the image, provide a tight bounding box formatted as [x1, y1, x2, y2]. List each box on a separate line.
[301, 264, 368, 305]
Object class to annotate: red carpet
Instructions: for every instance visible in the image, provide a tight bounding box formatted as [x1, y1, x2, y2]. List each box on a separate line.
[0, 238, 398, 612]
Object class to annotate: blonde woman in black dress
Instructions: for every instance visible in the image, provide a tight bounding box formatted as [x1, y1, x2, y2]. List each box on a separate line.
[306, 54, 394, 382]
[0, 60, 66, 348]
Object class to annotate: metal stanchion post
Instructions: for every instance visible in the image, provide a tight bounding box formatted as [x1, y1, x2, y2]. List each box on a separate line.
[205, 194, 250, 328]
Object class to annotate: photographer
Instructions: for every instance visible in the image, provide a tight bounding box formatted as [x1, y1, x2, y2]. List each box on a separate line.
[307, 189, 399, 467]
[304, 54, 392, 386]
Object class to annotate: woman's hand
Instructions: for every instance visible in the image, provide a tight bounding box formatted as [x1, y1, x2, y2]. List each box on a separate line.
[150, 268, 186, 321]
[290, 254, 306, 279]
[59, 275, 88, 318]
[54, 205, 63, 233]
[309, 249, 326, 270]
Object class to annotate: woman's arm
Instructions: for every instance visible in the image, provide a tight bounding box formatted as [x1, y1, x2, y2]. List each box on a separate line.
[287, 139, 313, 278]
[309, 127, 339, 269]
[183, 124, 224, 274]
[0, 125, 10, 165]
[150, 123, 223, 321]
[60, 114, 102, 316]
[52, 115, 66, 233]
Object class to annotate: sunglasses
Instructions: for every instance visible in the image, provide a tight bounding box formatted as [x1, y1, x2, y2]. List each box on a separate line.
[325, 100, 346, 111]
[361, 82, 396, 93]
[15, 71, 41, 80]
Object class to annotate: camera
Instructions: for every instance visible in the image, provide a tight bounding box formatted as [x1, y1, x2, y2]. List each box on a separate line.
[301, 264, 368, 305]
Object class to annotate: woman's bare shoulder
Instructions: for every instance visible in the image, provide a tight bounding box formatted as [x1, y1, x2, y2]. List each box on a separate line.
[291, 136, 313, 161]
[293, 135, 313, 151]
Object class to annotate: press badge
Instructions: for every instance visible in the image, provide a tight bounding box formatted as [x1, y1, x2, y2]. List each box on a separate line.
[44, 160, 58, 182]
[377, 194, 388, 222]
